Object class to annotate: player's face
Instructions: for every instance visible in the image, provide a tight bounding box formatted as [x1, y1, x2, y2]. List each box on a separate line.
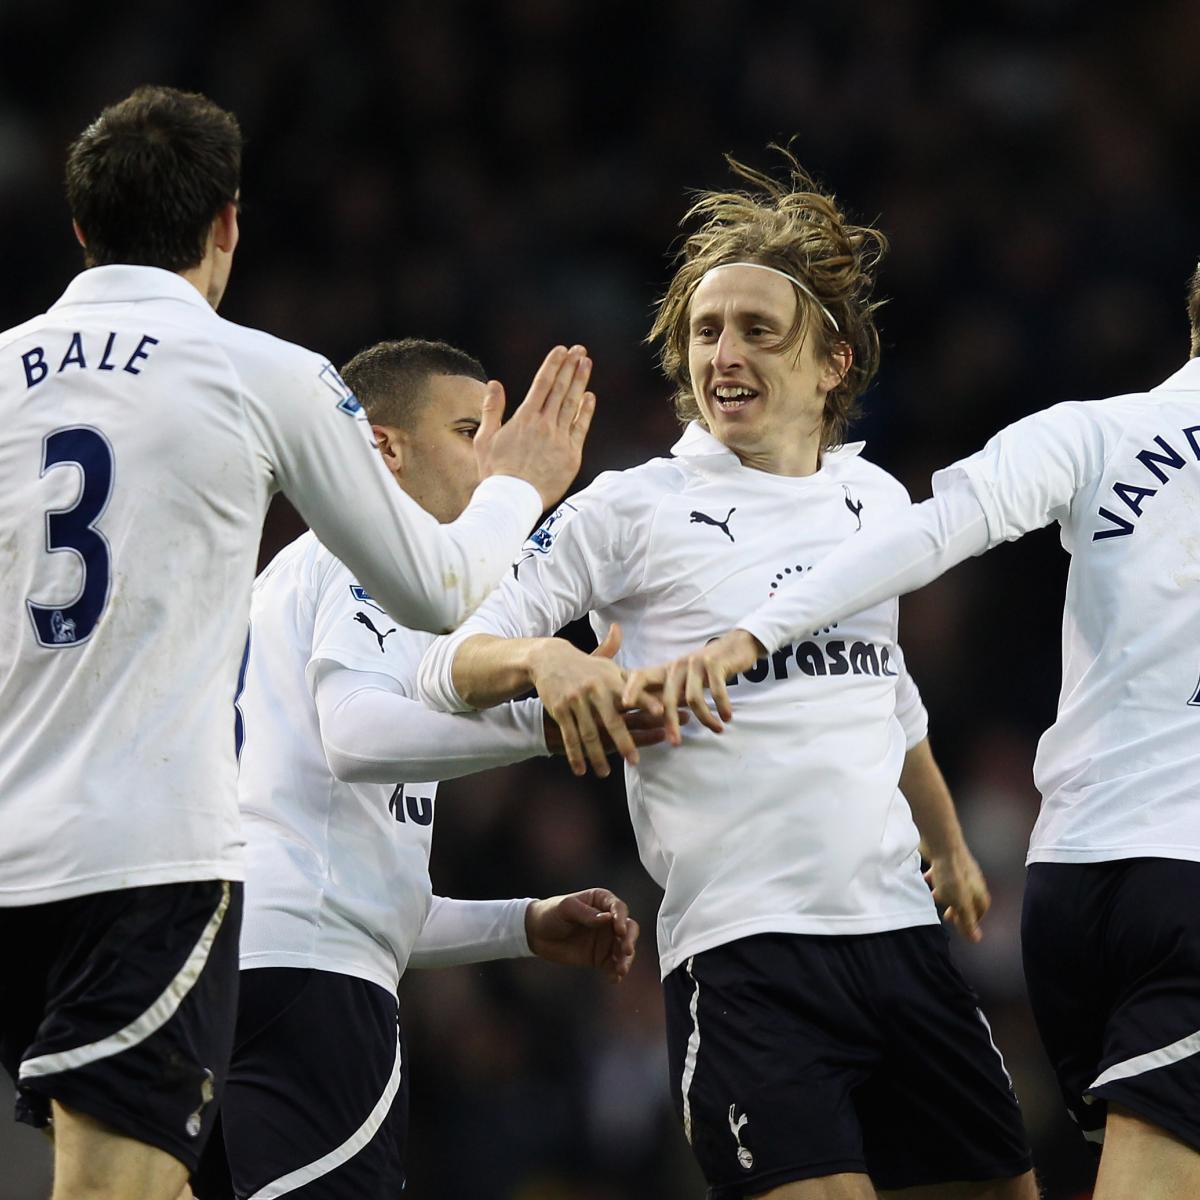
[399, 373, 487, 523]
[687, 265, 841, 475]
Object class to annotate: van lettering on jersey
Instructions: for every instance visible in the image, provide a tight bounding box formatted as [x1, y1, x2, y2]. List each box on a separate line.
[1093, 427, 1200, 540]
[19, 332, 160, 389]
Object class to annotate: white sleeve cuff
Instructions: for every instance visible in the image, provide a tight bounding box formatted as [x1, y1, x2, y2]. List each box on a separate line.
[470, 475, 544, 530]
[416, 628, 478, 713]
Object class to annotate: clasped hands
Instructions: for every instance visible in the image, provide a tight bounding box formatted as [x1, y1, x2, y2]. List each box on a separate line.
[538, 623, 765, 777]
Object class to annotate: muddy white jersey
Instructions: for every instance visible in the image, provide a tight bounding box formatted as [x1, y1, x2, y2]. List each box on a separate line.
[420, 423, 936, 977]
[0, 267, 541, 906]
[239, 533, 544, 991]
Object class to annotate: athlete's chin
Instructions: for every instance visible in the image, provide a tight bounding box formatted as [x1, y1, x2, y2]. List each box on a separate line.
[707, 411, 764, 453]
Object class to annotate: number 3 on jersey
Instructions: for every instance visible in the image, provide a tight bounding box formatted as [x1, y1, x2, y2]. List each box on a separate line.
[27, 426, 114, 646]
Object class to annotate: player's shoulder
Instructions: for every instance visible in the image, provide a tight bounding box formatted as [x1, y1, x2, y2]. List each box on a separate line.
[0, 312, 51, 356]
[581, 455, 688, 509]
[209, 315, 355, 410]
[208, 314, 324, 374]
[1015, 396, 1132, 459]
[544, 456, 684, 529]
[522, 455, 682, 559]
[254, 530, 326, 596]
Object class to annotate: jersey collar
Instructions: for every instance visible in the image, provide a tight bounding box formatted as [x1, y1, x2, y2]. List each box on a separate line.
[1153, 358, 1200, 392]
[669, 419, 865, 466]
[50, 265, 214, 313]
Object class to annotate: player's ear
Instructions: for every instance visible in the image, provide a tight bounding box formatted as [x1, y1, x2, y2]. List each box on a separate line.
[372, 424, 408, 480]
[72, 220, 87, 248]
[821, 342, 852, 393]
[212, 201, 239, 256]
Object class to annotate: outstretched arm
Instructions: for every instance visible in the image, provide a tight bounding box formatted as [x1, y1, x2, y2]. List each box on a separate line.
[313, 657, 679, 784]
[418, 474, 666, 775]
[625, 401, 1099, 729]
[434, 626, 664, 778]
[738, 477, 990, 658]
[619, 480, 989, 743]
[313, 661, 549, 783]
[407, 889, 639, 983]
[262, 346, 595, 634]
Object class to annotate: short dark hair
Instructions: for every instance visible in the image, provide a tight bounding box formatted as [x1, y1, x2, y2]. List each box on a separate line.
[340, 339, 488, 429]
[1189, 262, 1200, 358]
[66, 85, 242, 271]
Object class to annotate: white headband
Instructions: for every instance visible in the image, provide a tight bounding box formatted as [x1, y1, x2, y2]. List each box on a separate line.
[700, 261, 840, 332]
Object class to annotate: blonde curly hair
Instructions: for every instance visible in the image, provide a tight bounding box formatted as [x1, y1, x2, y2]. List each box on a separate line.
[649, 147, 887, 450]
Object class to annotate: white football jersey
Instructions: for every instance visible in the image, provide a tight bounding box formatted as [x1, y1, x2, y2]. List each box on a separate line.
[419, 423, 936, 977]
[0, 266, 541, 906]
[949, 364, 1200, 864]
[738, 361, 1200, 867]
[239, 532, 544, 991]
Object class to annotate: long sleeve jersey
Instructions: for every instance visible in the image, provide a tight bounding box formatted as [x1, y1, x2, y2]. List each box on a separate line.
[0, 266, 541, 905]
[737, 360, 1200, 865]
[238, 532, 545, 991]
[420, 423, 937, 977]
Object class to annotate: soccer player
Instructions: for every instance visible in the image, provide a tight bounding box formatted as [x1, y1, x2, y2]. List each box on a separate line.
[201, 338, 646, 1199]
[417, 153, 1038, 1199]
[640, 266, 1200, 1200]
[0, 87, 594, 1200]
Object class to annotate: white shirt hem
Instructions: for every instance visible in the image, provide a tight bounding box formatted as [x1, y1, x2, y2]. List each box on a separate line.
[240, 950, 399, 994]
[1027, 845, 1200, 865]
[0, 860, 245, 907]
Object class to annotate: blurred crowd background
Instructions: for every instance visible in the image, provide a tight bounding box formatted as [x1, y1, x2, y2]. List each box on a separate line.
[2, 2, 1198, 1197]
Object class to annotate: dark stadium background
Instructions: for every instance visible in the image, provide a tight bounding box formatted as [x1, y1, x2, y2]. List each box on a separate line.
[2, 3, 1196, 1197]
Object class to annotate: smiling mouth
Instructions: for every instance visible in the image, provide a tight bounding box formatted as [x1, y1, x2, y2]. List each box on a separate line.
[712, 385, 759, 411]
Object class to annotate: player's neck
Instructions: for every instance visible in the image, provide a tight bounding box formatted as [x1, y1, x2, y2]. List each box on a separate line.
[177, 257, 226, 310]
[728, 437, 821, 477]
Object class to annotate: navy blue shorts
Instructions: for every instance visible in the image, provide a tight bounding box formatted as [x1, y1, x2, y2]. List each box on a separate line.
[194, 967, 408, 1200]
[1023, 858, 1200, 1152]
[663, 927, 1032, 1198]
[0, 879, 241, 1173]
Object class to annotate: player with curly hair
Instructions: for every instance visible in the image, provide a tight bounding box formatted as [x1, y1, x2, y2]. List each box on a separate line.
[418, 150, 1038, 1200]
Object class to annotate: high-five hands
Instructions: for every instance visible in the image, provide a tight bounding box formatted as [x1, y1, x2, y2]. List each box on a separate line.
[473, 345, 596, 510]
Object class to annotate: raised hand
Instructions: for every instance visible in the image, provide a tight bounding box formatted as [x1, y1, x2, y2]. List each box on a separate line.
[473, 345, 596, 510]
[524, 888, 640, 983]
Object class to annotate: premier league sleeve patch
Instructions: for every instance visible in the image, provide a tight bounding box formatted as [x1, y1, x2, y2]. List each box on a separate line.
[348, 584, 387, 614]
[523, 501, 578, 556]
[319, 362, 364, 418]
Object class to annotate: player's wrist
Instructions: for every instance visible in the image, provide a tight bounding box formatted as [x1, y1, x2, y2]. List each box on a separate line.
[728, 628, 766, 661]
[523, 897, 549, 956]
[925, 839, 973, 868]
[525, 636, 574, 689]
[451, 635, 539, 708]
